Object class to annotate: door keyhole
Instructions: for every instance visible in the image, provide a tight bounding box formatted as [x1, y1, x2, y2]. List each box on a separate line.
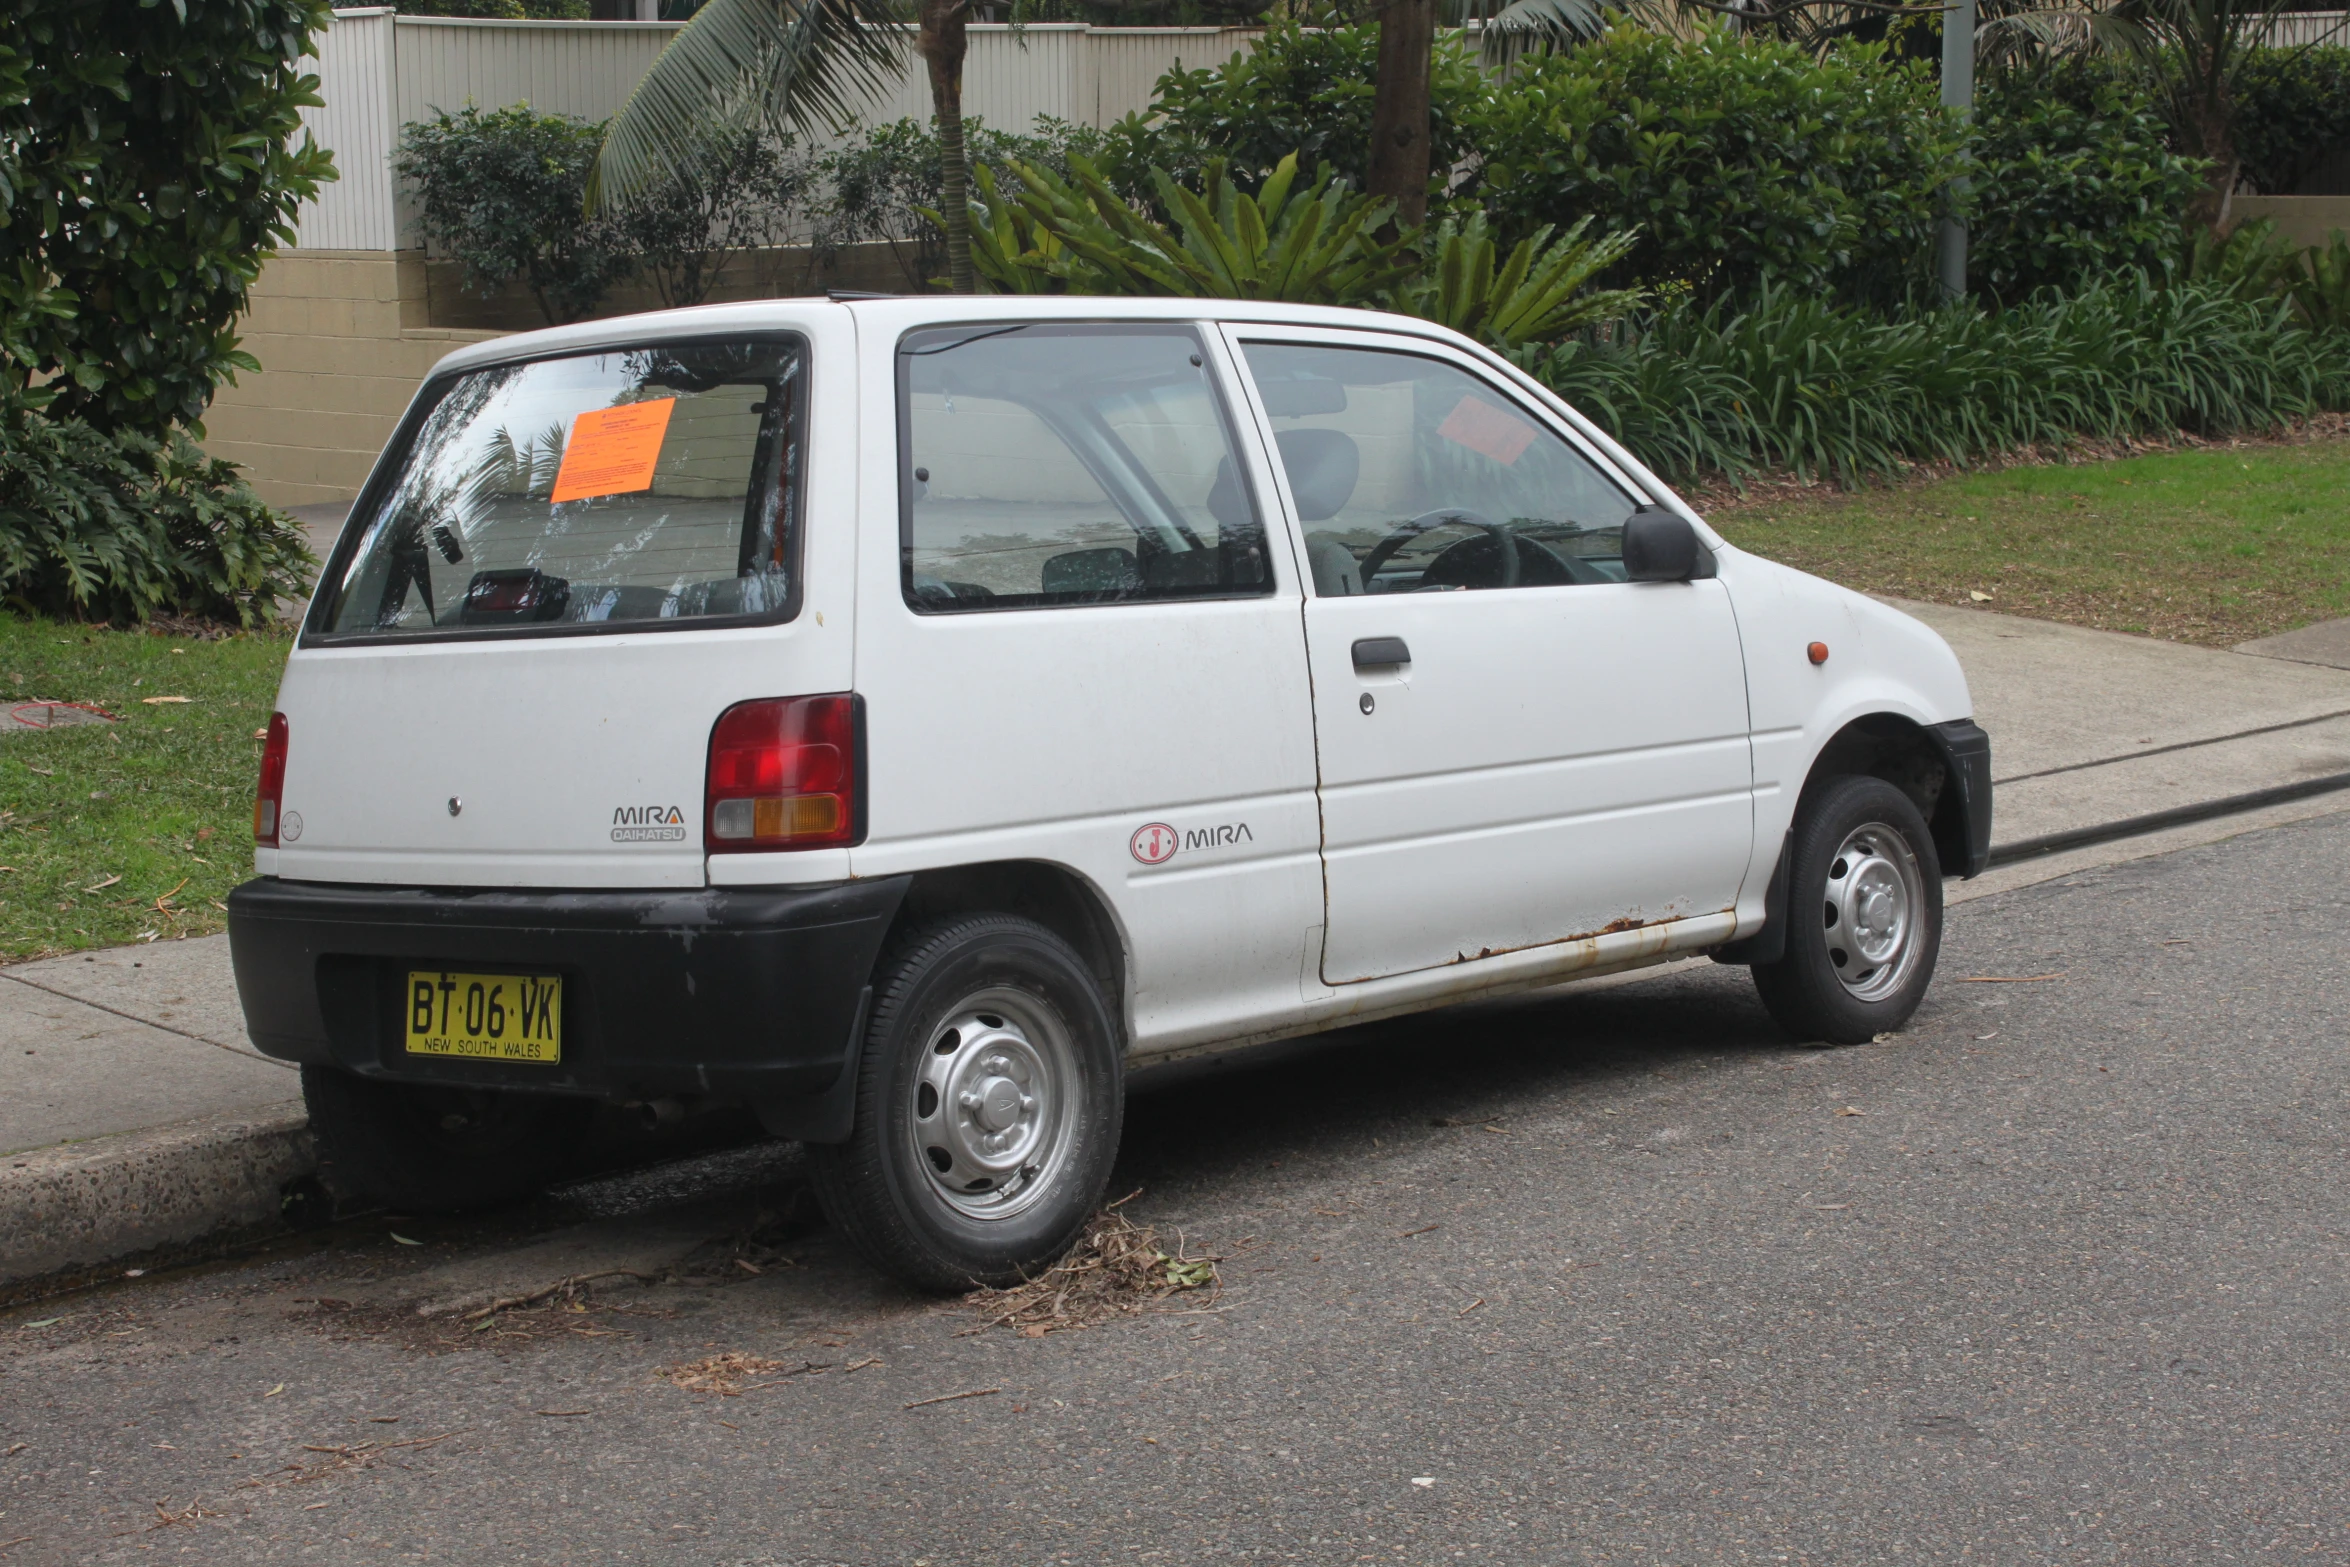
[1359, 692, 1376, 716]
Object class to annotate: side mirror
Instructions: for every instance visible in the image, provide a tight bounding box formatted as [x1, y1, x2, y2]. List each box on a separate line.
[1622, 506, 1703, 583]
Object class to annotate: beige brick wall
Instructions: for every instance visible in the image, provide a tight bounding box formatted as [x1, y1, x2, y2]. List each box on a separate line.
[2229, 196, 2350, 250]
[208, 250, 505, 508]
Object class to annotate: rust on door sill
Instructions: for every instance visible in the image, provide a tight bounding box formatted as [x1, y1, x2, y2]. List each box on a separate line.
[1448, 915, 1653, 966]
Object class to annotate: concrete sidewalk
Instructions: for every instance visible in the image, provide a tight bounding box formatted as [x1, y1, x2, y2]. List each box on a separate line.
[7, 599, 2350, 1287]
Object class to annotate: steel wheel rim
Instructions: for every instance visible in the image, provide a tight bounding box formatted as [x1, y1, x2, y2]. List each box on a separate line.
[905, 986, 1078, 1222]
[1821, 822, 1925, 1003]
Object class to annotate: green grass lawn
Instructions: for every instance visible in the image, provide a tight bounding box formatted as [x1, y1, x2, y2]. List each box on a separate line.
[0, 615, 291, 961]
[1710, 435, 2350, 647]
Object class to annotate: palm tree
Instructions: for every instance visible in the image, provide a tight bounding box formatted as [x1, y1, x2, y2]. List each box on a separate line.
[588, 0, 984, 293]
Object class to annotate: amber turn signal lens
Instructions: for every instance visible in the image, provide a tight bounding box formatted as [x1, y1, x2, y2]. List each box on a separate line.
[1807, 642, 1830, 665]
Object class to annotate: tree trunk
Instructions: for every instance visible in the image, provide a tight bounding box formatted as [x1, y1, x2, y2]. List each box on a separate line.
[918, 0, 974, 294]
[1366, 0, 1436, 231]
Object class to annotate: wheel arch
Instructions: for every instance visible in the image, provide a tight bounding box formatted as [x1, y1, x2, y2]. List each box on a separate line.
[1801, 712, 1981, 880]
[887, 859, 1131, 1038]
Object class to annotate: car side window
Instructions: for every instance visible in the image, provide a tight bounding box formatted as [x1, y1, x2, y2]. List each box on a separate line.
[899, 323, 1271, 611]
[1241, 341, 1638, 596]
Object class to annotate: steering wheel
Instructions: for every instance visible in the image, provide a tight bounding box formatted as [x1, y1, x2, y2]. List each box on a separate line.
[1357, 509, 1518, 591]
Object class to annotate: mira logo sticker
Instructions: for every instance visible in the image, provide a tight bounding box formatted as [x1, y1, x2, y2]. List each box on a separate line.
[612, 804, 687, 843]
[1130, 823, 1178, 865]
[1131, 821, 1251, 865]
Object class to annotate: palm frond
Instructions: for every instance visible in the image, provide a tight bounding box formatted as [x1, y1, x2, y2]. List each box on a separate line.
[590, 0, 908, 211]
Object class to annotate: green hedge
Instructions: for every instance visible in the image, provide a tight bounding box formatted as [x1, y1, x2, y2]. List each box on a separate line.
[1456, 28, 1963, 309]
[1520, 277, 2350, 486]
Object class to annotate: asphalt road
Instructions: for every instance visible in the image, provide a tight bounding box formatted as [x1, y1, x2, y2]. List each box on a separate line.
[5, 813, 2348, 1565]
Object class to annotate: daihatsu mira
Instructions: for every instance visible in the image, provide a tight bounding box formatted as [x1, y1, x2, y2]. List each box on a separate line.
[229, 297, 1990, 1289]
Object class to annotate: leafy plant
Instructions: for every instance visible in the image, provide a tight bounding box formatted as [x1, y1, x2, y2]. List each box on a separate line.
[2293, 233, 2350, 334]
[963, 152, 1419, 304]
[0, 0, 337, 437]
[0, 393, 312, 627]
[399, 106, 634, 326]
[1460, 25, 1963, 309]
[1398, 214, 1645, 348]
[1970, 69, 2210, 303]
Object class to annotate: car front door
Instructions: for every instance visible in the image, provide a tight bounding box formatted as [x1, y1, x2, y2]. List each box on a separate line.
[1228, 325, 1754, 985]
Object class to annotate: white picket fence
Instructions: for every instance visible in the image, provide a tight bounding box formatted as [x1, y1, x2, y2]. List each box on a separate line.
[292, 9, 1262, 251]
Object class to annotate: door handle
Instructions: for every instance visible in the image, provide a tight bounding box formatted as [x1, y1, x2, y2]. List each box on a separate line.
[1352, 637, 1411, 670]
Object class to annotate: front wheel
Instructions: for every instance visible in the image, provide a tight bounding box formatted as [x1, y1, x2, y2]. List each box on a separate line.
[809, 914, 1123, 1291]
[1752, 774, 1944, 1046]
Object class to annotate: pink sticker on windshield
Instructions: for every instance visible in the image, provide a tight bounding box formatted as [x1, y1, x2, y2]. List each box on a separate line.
[1437, 395, 1536, 466]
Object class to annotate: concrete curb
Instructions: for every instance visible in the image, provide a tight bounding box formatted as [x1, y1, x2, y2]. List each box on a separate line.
[0, 1101, 313, 1289]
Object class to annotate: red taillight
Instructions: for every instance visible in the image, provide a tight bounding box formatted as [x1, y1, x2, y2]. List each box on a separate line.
[255, 711, 289, 846]
[705, 695, 858, 852]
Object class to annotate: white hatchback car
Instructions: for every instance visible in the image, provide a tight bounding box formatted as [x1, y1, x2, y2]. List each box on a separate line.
[230, 296, 1989, 1288]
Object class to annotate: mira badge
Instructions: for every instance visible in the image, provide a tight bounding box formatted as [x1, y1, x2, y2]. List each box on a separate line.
[613, 804, 687, 843]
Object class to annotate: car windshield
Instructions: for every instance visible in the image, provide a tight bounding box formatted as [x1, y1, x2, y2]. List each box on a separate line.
[314, 338, 805, 639]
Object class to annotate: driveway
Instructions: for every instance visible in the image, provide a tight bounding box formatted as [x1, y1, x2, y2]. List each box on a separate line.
[3, 812, 2346, 1564]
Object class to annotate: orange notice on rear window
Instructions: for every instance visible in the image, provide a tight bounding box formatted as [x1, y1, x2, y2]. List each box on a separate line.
[1437, 394, 1536, 466]
[550, 398, 676, 502]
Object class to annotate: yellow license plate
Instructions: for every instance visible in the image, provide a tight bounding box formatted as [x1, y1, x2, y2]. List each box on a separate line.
[404, 970, 563, 1064]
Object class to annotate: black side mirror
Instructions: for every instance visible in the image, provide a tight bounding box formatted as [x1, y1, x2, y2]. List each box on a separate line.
[1622, 506, 1703, 582]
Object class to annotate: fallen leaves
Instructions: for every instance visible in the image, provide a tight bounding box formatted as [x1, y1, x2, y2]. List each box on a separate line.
[138, 696, 192, 706]
[660, 1353, 829, 1396]
[1836, 1106, 1868, 1117]
[962, 1204, 1221, 1340]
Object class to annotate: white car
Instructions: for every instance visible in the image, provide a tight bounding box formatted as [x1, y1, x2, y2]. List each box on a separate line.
[229, 296, 1990, 1289]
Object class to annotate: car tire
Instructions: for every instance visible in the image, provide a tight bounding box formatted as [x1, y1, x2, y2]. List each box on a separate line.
[1751, 774, 1944, 1046]
[809, 914, 1124, 1292]
[300, 1065, 596, 1212]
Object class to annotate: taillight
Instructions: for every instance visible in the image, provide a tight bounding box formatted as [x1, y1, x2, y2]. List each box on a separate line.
[705, 695, 859, 852]
[255, 711, 289, 846]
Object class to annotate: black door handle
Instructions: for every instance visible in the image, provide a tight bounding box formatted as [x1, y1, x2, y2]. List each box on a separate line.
[1352, 636, 1411, 669]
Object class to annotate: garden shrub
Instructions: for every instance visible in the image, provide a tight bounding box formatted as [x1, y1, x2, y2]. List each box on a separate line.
[1522, 279, 2350, 486]
[814, 116, 1107, 290]
[0, 393, 312, 626]
[609, 122, 813, 309]
[2232, 45, 2350, 195]
[397, 106, 633, 325]
[0, 0, 337, 437]
[397, 0, 588, 16]
[1461, 26, 1962, 309]
[1970, 71, 2209, 304]
[1095, 20, 1483, 200]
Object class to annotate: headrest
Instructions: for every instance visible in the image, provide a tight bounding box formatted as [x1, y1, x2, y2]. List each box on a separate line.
[1275, 428, 1359, 523]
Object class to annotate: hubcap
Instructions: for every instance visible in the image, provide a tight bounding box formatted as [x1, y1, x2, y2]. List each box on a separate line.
[907, 988, 1077, 1221]
[1820, 822, 1925, 1003]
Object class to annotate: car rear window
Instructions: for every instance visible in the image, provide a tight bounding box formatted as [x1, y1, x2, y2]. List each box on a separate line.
[312, 337, 806, 640]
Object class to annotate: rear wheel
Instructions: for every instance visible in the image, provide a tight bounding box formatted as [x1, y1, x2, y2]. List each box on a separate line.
[1752, 775, 1943, 1046]
[809, 914, 1122, 1291]
[300, 1065, 595, 1212]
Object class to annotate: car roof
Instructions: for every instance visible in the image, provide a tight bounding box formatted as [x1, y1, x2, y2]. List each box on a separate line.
[426, 294, 1483, 380]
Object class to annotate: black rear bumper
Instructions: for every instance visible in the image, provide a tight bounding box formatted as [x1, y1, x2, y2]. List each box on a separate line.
[227, 876, 909, 1116]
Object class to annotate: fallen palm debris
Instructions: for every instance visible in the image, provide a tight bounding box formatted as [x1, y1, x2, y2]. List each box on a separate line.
[961, 1203, 1220, 1339]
